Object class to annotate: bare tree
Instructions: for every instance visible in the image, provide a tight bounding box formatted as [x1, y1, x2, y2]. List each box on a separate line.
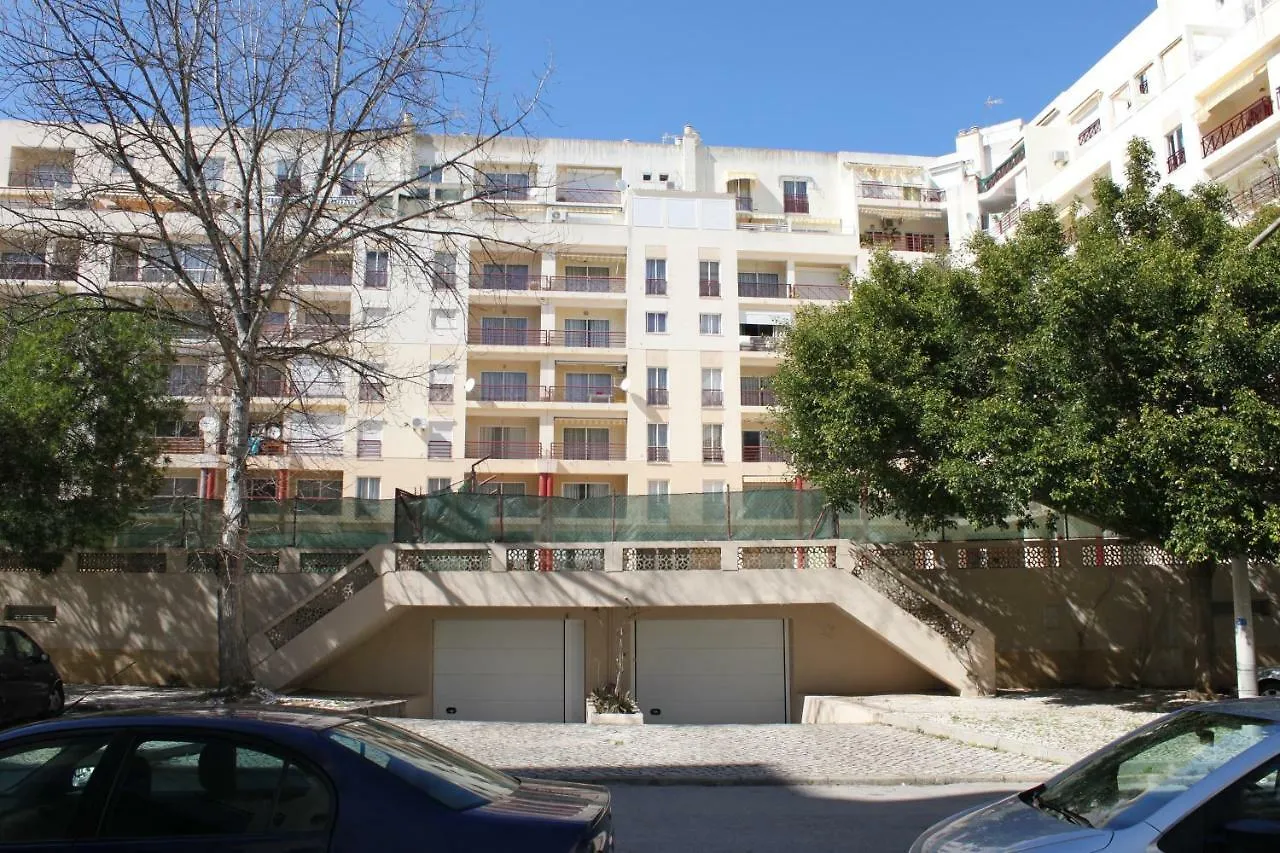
[0, 0, 543, 690]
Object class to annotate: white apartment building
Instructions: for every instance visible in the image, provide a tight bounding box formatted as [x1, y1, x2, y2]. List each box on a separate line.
[936, 0, 1280, 242]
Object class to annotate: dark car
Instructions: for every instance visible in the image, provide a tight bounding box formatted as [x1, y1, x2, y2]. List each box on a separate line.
[0, 707, 613, 852]
[0, 626, 63, 724]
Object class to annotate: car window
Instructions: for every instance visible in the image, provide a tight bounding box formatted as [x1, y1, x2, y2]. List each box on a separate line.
[1030, 710, 1274, 829]
[0, 630, 16, 661]
[9, 631, 39, 661]
[328, 718, 518, 810]
[1159, 756, 1280, 852]
[100, 737, 333, 839]
[0, 735, 112, 843]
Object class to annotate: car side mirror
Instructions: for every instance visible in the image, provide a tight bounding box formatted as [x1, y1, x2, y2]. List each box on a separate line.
[35, 651, 49, 663]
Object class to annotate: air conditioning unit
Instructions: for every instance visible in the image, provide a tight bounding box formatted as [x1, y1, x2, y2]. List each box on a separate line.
[547, 209, 568, 222]
[410, 417, 430, 430]
[1052, 150, 1070, 164]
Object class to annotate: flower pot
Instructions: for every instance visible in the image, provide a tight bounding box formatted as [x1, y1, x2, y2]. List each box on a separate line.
[586, 704, 644, 725]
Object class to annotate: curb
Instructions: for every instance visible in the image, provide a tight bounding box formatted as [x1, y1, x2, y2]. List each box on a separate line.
[500, 772, 1044, 787]
[855, 705, 1079, 766]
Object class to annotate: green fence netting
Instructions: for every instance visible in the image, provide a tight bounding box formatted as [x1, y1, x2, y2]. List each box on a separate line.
[113, 498, 395, 550]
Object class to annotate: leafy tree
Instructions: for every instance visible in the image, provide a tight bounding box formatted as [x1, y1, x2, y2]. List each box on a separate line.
[0, 300, 177, 564]
[773, 139, 1280, 691]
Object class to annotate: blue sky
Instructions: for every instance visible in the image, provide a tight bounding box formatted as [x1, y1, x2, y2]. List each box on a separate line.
[479, 0, 1153, 155]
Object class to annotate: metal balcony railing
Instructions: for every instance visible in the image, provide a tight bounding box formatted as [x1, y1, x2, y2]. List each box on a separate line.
[1232, 173, 1280, 216]
[783, 194, 810, 214]
[471, 272, 533, 291]
[468, 327, 543, 347]
[1202, 93, 1276, 157]
[550, 442, 625, 460]
[737, 280, 789, 299]
[157, 436, 204, 454]
[645, 278, 668, 295]
[741, 387, 777, 407]
[545, 385, 625, 404]
[1077, 118, 1102, 147]
[977, 144, 1026, 193]
[793, 284, 849, 302]
[356, 439, 382, 459]
[699, 279, 721, 297]
[1166, 148, 1187, 174]
[646, 387, 669, 406]
[8, 168, 74, 189]
[995, 200, 1031, 237]
[861, 232, 947, 252]
[646, 446, 670, 463]
[297, 270, 353, 287]
[554, 187, 622, 205]
[464, 440, 542, 459]
[858, 182, 945, 203]
[701, 389, 724, 407]
[0, 262, 75, 280]
[740, 336, 782, 352]
[546, 275, 626, 293]
[702, 445, 725, 463]
[474, 384, 539, 403]
[743, 445, 788, 462]
[427, 440, 452, 459]
[545, 329, 626, 348]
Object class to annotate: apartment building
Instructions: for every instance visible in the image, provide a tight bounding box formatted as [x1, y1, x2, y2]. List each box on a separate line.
[936, 0, 1280, 241]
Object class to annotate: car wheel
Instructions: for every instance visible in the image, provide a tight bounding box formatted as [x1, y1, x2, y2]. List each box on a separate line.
[1259, 679, 1280, 697]
[45, 682, 64, 717]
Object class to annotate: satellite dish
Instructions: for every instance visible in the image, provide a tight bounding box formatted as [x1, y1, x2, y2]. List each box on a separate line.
[618, 377, 631, 393]
[464, 377, 476, 392]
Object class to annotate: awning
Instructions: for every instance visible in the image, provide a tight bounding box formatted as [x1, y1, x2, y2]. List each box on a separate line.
[554, 416, 627, 426]
[858, 204, 946, 220]
[1197, 65, 1268, 116]
[724, 171, 757, 181]
[741, 311, 794, 326]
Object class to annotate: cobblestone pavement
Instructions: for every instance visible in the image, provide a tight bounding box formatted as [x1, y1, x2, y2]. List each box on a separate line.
[857, 689, 1201, 762]
[394, 720, 1059, 784]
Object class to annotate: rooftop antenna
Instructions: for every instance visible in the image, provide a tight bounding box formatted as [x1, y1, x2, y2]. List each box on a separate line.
[985, 96, 1004, 109]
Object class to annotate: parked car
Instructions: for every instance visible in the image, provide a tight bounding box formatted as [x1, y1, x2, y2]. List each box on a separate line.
[0, 626, 63, 724]
[912, 699, 1280, 852]
[0, 707, 613, 852]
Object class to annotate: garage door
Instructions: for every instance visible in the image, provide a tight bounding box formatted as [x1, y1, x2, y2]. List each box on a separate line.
[634, 619, 787, 724]
[433, 620, 584, 722]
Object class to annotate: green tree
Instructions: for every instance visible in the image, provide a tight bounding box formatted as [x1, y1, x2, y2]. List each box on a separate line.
[0, 299, 177, 563]
[773, 139, 1280, 692]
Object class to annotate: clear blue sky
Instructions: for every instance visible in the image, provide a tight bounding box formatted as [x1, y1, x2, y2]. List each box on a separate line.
[480, 0, 1153, 155]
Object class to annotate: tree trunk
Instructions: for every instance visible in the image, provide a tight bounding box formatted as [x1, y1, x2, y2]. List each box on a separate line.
[1187, 559, 1216, 696]
[217, 373, 254, 692]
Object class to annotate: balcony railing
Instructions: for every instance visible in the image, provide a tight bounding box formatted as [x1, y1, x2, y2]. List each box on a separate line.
[546, 275, 626, 293]
[0, 262, 76, 280]
[7, 168, 74, 189]
[977, 144, 1026, 193]
[645, 278, 668, 296]
[699, 279, 721, 297]
[741, 387, 777, 407]
[550, 442, 625, 460]
[995, 200, 1030, 236]
[474, 384, 539, 402]
[464, 440, 542, 459]
[554, 187, 622, 205]
[861, 232, 947, 252]
[468, 327, 543, 347]
[646, 446, 670, 463]
[783, 194, 810, 214]
[735, 196, 753, 212]
[363, 269, 389, 289]
[1232, 173, 1280, 216]
[701, 389, 724, 407]
[545, 329, 626, 348]
[740, 335, 782, 352]
[743, 445, 788, 462]
[356, 439, 382, 459]
[545, 385, 625, 404]
[297, 270, 353, 287]
[646, 387, 669, 406]
[793, 284, 849, 302]
[702, 445, 725, 463]
[157, 436, 204, 454]
[471, 272, 533, 291]
[1202, 93, 1276, 158]
[358, 381, 386, 402]
[1166, 148, 1187, 174]
[428, 383, 453, 402]
[737, 280, 789, 299]
[427, 440, 452, 459]
[1077, 118, 1102, 147]
[858, 182, 945, 203]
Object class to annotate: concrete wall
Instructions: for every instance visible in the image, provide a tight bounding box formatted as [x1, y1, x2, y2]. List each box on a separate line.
[302, 603, 945, 721]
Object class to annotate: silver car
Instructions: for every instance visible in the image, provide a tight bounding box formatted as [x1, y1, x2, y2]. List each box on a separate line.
[911, 699, 1280, 852]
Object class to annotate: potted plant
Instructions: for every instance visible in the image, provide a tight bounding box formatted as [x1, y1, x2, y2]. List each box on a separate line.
[586, 624, 644, 724]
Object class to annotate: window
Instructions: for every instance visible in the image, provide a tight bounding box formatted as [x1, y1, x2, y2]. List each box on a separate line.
[479, 481, 525, 496]
[701, 368, 723, 407]
[699, 260, 721, 296]
[783, 179, 809, 213]
[563, 482, 610, 500]
[200, 156, 225, 188]
[738, 270, 785, 298]
[1159, 755, 1280, 852]
[647, 366, 669, 405]
[648, 480, 670, 520]
[364, 307, 388, 325]
[645, 258, 667, 295]
[289, 358, 344, 398]
[562, 427, 610, 460]
[479, 315, 529, 345]
[563, 317, 611, 347]
[356, 477, 381, 500]
[1137, 67, 1151, 95]
[246, 477, 278, 500]
[563, 373, 614, 403]
[357, 421, 382, 458]
[0, 735, 112, 843]
[1166, 126, 1186, 172]
[648, 480, 669, 497]
[426, 477, 453, 494]
[645, 312, 668, 333]
[418, 163, 444, 183]
[429, 252, 456, 290]
[702, 480, 726, 521]
[167, 363, 207, 396]
[479, 370, 529, 401]
[647, 422, 669, 462]
[274, 159, 301, 195]
[100, 737, 332, 839]
[699, 313, 722, 335]
[296, 479, 342, 500]
[481, 170, 531, 201]
[157, 477, 199, 497]
[702, 423, 724, 462]
[340, 162, 365, 196]
[364, 250, 389, 288]
[430, 308, 458, 331]
[562, 265, 613, 292]
[480, 263, 529, 291]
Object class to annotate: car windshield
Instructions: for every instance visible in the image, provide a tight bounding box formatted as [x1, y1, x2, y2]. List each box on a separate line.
[1029, 710, 1274, 829]
[327, 718, 518, 810]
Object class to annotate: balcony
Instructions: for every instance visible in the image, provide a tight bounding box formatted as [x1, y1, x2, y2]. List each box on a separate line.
[545, 329, 625, 349]
[297, 269, 353, 288]
[0, 260, 76, 280]
[995, 200, 1030, 237]
[701, 389, 724, 407]
[860, 232, 948, 253]
[464, 440, 542, 459]
[735, 196, 753, 212]
[467, 327, 543, 347]
[738, 280, 789, 299]
[550, 442, 625, 461]
[740, 336, 783, 352]
[7, 167, 74, 189]
[702, 445, 725, 463]
[1202, 94, 1276, 158]
[545, 385, 625, 404]
[645, 278, 668, 296]
[793, 284, 849, 302]
[1232, 173, 1280, 217]
[1167, 148, 1187, 174]
[741, 388, 777, 407]
[554, 187, 621, 205]
[1077, 119, 1102, 147]
[646, 387, 669, 406]
[546, 275, 626, 294]
[647, 446, 670, 463]
[783, 194, 810, 214]
[157, 436, 204, 454]
[744, 445, 788, 463]
[472, 384, 538, 402]
[699, 279, 721, 297]
[471, 272, 534, 291]
[977, 144, 1026, 193]
[858, 183, 944, 203]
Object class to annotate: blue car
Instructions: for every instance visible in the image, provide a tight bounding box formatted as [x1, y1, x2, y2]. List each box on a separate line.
[0, 707, 613, 852]
[912, 698, 1280, 852]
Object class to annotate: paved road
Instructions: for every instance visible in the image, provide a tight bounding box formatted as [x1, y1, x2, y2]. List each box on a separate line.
[610, 783, 1017, 853]
[397, 720, 1057, 784]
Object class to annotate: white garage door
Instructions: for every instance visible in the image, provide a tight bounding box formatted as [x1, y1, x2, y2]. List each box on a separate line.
[634, 619, 787, 724]
[433, 620, 584, 722]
